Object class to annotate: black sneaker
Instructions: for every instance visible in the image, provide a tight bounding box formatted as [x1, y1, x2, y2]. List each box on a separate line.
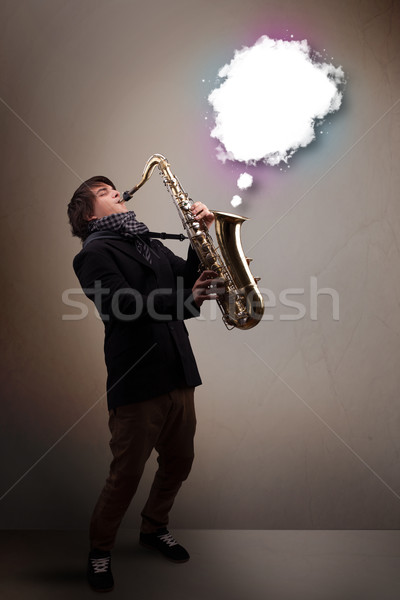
[139, 528, 190, 563]
[87, 549, 114, 592]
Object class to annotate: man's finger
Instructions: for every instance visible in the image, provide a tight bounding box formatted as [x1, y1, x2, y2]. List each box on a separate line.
[198, 269, 219, 281]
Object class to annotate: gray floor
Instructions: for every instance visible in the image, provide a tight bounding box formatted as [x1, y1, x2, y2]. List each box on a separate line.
[1, 530, 400, 599]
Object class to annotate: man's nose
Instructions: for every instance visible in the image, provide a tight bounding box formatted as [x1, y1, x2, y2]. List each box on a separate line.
[112, 190, 120, 200]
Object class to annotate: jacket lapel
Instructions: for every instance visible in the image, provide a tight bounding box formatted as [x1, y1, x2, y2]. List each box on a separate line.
[106, 238, 161, 273]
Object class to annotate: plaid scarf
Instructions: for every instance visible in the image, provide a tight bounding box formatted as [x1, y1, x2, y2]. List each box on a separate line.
[88, 211, 153, 263]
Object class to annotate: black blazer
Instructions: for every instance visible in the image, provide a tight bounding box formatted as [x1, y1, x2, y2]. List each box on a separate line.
[73, 236, 202, 408]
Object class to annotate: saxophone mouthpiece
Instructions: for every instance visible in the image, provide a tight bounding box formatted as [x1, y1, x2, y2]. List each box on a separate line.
[122, 188, 136, 202]
[122, 182, 143, 202]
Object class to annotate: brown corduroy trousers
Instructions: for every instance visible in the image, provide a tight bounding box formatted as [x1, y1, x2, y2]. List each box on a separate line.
[89, 387, 196, 551]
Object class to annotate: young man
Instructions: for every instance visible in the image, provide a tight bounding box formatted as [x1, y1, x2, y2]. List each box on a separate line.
[68, 176, 222, 592]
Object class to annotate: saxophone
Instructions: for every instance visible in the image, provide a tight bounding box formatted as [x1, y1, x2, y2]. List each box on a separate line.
[122, 154, 264, 330]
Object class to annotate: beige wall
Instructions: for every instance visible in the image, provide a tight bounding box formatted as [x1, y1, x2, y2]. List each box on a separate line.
[1, 0, 399, 529]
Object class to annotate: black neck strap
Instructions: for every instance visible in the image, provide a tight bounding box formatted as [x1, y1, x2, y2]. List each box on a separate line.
[83, 230, 187, 248]
[148, 231, 187, 241]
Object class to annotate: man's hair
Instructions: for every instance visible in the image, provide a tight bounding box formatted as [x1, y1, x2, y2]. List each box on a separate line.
[67, 175, 116, 241]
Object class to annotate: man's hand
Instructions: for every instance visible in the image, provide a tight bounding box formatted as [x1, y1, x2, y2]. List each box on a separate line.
[192, 270, 225, 308]
[190, 202, 215, 230]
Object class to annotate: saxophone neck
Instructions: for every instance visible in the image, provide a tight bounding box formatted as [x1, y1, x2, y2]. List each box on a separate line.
[123, 154, 168, 201]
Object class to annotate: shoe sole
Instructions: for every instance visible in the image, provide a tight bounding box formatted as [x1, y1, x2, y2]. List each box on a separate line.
[139, 540, 190, 563]
[88, 584, 114, 593]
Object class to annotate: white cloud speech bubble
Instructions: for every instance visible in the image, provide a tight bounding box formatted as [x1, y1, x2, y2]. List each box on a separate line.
[237, 172, 253, 190]
[208, 35, 346, 170]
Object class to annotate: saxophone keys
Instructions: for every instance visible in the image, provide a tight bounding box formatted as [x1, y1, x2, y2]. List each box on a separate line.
[205, 253, 215, 267]
[246, 257, 253, 265]
[254, 277, 261, 283]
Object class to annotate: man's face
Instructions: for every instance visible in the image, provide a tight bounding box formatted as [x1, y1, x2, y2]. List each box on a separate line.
[88, 183, 129, 220]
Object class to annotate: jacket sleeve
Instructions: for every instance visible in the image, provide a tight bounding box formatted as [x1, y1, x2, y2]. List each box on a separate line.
[73, 246, 201, 323]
